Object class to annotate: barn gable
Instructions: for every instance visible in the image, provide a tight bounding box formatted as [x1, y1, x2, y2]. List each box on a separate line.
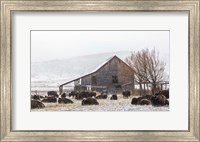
[59, 55, 135, 94]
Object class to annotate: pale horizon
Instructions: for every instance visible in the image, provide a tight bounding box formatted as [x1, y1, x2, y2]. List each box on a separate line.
[31, 31, 169, 61]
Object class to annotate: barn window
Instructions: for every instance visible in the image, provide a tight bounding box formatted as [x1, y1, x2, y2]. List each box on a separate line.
[92, 76, 97, 85]
[112, 75, 118, 83]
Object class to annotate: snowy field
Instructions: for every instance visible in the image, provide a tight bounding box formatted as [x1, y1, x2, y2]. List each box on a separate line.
[31, 93, 169, 112]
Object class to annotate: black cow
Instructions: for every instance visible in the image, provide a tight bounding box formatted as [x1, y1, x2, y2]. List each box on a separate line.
[131, 98, 138, 105]
[139, 99, 151, 105]
[81, 97, 99, 105]
[69, 91, 79, 98]
[58, 98, 73, 104]
[32, 95, 44, 100]
[42, 97, 57, 103]
[151, 94, 168, 106]
[61, 93, 67, 98]
[156, 90, 169, 99]
[31, 100, 45, 109]
[131, 97, 142, 105]
[47, 91, 58, 98]
[131, 95, 152, 105]
[75, 91, 96, 100]
[122, 91, 131, 98]
[110, 94, 118, 100]
[96, 94, 107, 99]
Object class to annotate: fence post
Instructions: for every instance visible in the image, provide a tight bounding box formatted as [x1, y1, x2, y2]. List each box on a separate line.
[59, 86, 63, 95]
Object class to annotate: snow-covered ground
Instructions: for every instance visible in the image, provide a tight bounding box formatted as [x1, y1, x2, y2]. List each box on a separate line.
[31, 52, 169, 112]
[32, 94, 169, 112]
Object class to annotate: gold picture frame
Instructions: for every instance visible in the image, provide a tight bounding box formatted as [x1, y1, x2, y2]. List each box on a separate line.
[0, 0, 199, 141]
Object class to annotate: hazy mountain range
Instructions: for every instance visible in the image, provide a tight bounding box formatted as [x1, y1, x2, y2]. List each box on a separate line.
[31, 51, 132, 86]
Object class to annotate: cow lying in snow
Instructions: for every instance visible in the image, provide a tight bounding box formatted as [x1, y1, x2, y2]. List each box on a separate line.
[31, 100, 45, 109]
[75, 91, 96, 100]
[131, 94, 168, 106]
[42, 96, 57, 103]
[58, 98, 73, 104]
[110, 94, 118, 100]
[155, 90, 169, 99]
[31, 95, 44, 100]
[61, 93, 67, 98]
[139, 99, 151, 105]
[96, 94, 107, 99]
[131, 96, 151, 105]
[151, 94, 169, 106]
[69, 91, 79, 98]
[47, 91, 59, 98]
[122, 91, 131, 98]
[81, 98, 99, 105]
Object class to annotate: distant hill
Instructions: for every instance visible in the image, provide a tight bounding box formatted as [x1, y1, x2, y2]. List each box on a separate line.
[31, 51, 132, 87]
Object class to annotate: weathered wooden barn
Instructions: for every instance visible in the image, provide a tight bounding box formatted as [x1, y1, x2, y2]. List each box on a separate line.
[59, 55, 135, 94]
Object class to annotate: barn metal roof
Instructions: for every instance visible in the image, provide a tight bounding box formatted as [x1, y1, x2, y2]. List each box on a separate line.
[59, 55, 134, 87]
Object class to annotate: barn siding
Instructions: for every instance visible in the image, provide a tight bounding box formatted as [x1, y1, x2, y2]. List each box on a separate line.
[94, 58, 118, 86]
[80, 56, 134, 93]
[117, 59, 134, 85]
[81, 75, 91, 85]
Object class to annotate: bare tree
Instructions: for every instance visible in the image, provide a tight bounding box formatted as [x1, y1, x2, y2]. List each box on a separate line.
[125, 49, 147, 94]
[125, 48, 167, 95]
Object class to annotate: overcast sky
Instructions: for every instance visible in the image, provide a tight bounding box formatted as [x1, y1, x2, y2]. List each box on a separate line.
[31, 30, 169, 63]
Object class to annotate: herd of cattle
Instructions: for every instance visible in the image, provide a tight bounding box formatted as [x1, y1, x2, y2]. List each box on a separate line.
[31, 90, 169, 109]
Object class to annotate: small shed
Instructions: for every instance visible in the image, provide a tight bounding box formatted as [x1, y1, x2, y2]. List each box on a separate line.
[59, 55, 135, 94]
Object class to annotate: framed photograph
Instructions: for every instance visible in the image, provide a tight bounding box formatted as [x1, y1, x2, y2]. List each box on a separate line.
[31, 30, 170, 112]
[1, 0, 199, 141]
